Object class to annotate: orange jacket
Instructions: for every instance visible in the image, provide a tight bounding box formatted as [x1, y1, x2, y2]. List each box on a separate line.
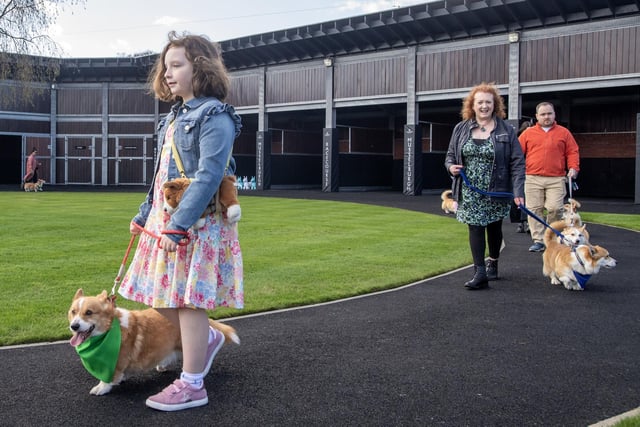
[518, 122, 580, 177]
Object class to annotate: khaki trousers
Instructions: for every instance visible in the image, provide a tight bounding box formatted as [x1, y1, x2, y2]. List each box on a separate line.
[524, 175, 567, 243]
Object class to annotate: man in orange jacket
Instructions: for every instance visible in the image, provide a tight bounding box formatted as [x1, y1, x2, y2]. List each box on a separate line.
[518, 102, 580, 252]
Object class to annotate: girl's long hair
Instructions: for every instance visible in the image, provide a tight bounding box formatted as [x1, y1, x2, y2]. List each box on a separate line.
[149, 31, 230, 102]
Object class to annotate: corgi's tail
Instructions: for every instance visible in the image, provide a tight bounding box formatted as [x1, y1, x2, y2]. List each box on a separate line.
[441, 190, 453, 201]
[209, 319, 240, 345]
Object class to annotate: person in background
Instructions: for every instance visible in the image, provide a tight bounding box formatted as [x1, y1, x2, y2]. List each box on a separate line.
[518, 102, 580, 252]
[118, 31, 243, 411]
[23, 148, 39, 186]
[445, 82, 525, 290]
[510, 120, 533, 233]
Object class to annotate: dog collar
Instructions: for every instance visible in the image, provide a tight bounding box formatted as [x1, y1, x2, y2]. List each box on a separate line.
[75, 317, 121, 383]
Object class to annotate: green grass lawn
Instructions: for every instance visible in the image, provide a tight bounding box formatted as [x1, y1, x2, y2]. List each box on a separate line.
[1, 191, 472, 346]
[613, 413, 640, 427]
[1, 191, 638, 346]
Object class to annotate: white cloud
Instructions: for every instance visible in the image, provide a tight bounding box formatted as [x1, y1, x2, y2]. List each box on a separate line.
[109, 39, 133, 55]
[153, 15, 185, 26]
[338, 0, 398, 14]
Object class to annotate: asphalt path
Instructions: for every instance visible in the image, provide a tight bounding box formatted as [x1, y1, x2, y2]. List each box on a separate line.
[1, 190, 638, 426]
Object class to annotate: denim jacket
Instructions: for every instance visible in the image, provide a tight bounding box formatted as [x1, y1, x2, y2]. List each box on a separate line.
[444, 116, 525, 202]
[133, 97, 242, 242]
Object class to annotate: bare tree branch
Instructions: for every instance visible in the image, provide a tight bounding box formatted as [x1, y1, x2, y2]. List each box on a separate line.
[0, 0, 85, 104]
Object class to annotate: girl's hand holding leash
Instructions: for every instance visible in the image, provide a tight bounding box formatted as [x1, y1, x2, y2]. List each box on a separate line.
[130, 221, 188, 251]
[159, 235, 178, 252]
[130, 221, 143, 235]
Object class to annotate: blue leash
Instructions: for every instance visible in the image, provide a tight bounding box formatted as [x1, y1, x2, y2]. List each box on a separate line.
[458, 168, 565, 241]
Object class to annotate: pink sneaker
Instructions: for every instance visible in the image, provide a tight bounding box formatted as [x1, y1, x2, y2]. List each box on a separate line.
[145, 379, 207, 411]
[203, 326, 225, 376]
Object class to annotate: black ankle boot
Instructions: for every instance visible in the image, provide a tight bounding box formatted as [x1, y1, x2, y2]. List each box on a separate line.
[486, 259, 498, 281]
[465, 265, 489, 290]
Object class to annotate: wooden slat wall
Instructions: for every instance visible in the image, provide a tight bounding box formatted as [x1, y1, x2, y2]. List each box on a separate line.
[228, 74, 260, 107]
[417, 45, 509, 91]
[575, 133, 635, 158]
[58, 88, 101, 114]
[334, 57, 406, 98]
[56, 122, 102, 134]
[570, 102, 637, 133]
[108, 88, 154, 114]
[0, 119, 49, 133]
[520, 26, 639, 82]
[266, 66, 324, 104]
[108, 122, 155, 134]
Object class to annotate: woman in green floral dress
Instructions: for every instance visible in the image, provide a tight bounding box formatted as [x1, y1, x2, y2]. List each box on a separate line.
[444, 83, 525, 290]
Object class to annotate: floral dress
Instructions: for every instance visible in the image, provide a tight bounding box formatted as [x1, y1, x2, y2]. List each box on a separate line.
[456, 137, 511, 226]
[119, 122, 244, 310]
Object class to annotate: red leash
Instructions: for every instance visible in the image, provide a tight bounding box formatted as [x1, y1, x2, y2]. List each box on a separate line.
[109, 224, 190, 296]
[110, 234, 137, 296]
[131, 222, 190, 247]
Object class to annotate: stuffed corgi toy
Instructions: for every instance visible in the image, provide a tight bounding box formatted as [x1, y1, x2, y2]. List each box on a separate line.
[162, 176, 241, 228]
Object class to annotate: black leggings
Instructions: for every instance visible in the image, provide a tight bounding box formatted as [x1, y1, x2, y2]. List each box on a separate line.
[468, 220, 503, 266]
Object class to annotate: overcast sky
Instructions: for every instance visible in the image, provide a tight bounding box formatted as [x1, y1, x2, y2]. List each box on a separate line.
[49, 0, 430, 58]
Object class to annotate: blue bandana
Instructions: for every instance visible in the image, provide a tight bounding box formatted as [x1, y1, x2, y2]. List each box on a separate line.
[574, 271, 592, 289]
[75, 317, 121, 383]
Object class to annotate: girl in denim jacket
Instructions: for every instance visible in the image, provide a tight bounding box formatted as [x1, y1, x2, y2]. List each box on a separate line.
[119, 31, 243, 411]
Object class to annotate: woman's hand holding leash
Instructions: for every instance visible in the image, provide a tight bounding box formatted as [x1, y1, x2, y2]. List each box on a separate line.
[449, 164, 464, 176]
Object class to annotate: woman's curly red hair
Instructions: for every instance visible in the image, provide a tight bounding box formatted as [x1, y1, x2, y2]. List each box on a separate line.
[460, 82, 506, 121]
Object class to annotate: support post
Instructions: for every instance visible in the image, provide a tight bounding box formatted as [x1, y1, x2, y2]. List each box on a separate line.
[322, 128, 339, 192]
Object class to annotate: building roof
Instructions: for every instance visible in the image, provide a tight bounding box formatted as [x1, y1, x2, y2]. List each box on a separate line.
[57, 0, 640, 81]
[221, 0, 640, 70]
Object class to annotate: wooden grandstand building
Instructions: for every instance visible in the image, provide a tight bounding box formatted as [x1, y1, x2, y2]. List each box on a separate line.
[1, 0, 639, 200]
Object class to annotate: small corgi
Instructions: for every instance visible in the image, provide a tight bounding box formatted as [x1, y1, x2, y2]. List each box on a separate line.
[562, 198, 582, 226]
[68, 289, 239, 395]
[24, 179, 46, 192]
[557, 222, 590, 247]
[542, 221, 616, 291]
[440, 190, 458, 214]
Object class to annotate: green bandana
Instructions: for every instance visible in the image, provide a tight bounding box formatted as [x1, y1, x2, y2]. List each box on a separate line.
[75, 317, 121, 383]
